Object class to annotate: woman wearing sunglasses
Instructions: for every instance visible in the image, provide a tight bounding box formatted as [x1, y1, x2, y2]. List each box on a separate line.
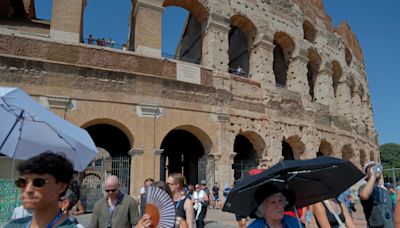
[5, 151, 77, 228]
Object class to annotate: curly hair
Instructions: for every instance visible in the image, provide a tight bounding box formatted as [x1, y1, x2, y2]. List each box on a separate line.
[17, 151, 74, 184]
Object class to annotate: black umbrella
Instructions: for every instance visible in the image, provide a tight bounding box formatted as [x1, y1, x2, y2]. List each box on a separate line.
[222, 156, 364, 217]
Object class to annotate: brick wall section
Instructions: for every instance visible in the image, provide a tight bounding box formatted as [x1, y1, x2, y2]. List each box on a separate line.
[0, 34, 214, 87]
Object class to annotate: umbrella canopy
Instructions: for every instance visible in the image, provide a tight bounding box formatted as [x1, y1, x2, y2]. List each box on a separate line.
[0, 87, 98, 171]
[223, 156, 364, 217]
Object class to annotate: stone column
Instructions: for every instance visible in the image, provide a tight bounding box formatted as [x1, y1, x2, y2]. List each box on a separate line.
[287, 49, 311, 100]
[50, 0, 84, 43]
[335, 80, 352, 118]
[153, 149, 163, 181]
[202, 13, 230, 73]
[351, 90, 362, 123]
[128, 148, 144, 195]
[314, 67, 334, 107]
[249, 34, 276, 92]
[131, 0, 163, 57]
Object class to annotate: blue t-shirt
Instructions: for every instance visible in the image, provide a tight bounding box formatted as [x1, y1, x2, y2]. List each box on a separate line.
[248, 215, 301, 228]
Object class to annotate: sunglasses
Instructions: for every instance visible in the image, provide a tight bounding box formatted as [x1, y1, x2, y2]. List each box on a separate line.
[15, 177, 49, 188]
[105, 189, 117, 193]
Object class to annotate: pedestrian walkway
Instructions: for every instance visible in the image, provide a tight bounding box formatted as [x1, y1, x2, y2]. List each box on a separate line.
[76, 202, 367, 227]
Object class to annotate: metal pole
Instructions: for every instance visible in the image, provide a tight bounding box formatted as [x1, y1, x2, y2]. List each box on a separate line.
[0, 110, 24, 152]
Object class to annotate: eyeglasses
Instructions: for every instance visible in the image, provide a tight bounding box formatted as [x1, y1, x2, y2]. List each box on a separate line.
[167, 182, 176, 186]
[15, 177, 49, 188]
[105, 189, 117, 193]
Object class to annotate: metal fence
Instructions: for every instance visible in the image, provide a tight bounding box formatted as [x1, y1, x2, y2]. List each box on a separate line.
[0, 179, 20, 226]
[383, 168, 400, 187]
[80, 155, 131, 212]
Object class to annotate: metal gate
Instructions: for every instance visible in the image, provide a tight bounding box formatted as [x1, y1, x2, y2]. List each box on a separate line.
[232, 161, 258, 180]
[198, 155, 215, 187]
[80, 154, 131, 212]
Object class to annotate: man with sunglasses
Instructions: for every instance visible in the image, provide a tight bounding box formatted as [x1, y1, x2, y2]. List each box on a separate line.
[89, 175, 140, 228]
[5, 152, 76, 228]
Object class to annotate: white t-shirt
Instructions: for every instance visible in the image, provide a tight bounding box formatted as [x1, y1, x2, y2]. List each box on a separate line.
[193, 190, 206, 202]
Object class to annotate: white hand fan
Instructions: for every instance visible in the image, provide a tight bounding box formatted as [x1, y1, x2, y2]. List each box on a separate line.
[145, 186, 176, 228]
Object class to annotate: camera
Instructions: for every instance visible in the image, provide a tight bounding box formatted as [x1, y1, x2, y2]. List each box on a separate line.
[372, 163, 383, 175]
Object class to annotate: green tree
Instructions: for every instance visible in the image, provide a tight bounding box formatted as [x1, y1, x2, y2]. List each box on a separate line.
[379, 143, 400, 168]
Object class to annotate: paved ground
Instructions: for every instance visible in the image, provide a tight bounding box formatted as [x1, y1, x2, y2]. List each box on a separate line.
[77, 203, 367, 227]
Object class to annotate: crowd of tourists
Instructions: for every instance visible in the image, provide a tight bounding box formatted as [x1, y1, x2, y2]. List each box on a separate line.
[5, 151, 400, 228]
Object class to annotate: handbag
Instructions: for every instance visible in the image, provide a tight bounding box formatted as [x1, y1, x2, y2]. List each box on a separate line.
[323, 200, 347, 228]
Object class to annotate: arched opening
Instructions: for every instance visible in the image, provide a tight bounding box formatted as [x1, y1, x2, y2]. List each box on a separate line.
[359, 149, 367, 168]
[345, 47, 352, 66]
[86, 124, 131, 156]
[233, 134, 259, 180]
[342, 144, 353, 161]
[307, 48, 321, 101]
[162, 0, 207, 64]
[83, 124, 131, 212]
[282, 140, 294, 160]
[83, 0, 131, 48]
[228, 15, 256, 77]
[369, 151, 375, 162]
[332, 60, 342, 97]
[160, 130, 205, 185]
[0, 0, 51, 36]
[273, 32, 294, 87]
[303, 20, 316, 43]
[317, 140, 333, 157]
[283, 136, 304, 160]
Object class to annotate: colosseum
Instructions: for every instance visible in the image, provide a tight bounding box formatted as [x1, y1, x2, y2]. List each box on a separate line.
[0, 0, 378, 210]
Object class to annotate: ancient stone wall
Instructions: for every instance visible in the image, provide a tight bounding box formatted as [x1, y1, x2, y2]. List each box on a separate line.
[0, 0, 378, 193]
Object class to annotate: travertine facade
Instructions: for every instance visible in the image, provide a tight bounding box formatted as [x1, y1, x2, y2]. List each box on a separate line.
[0, 0, 378, 195]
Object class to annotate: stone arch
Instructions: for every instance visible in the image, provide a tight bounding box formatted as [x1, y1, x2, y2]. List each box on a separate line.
[307, 48, 322, 101]
[159, 125, 213, 184]
[342, 144, 354, 161]
[317, 139, 333, 157]
[283, 135, 305, 160]
[345, 47, 352, 66]
[82, 118, 134, 147]
[357, 83, 365, 99]
[359, 149, 367, 168]
[239, 131, 266, 158]
[233, 131, 265, 180]
[370, 150, 376, 162]
[273, 32, 295, 87]
[303, 20, 317, 43]
[163, 125, 213, 153]
[228, 14, 257, 77]
[331, 60, 342, 97]
[162, 0, 208, 23]
[347, 74, 356, 96]
[83, 119, 132, 156]
[162, 0, 208, 64]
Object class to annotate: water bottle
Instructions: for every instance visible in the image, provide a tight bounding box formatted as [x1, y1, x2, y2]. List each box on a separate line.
[372, 163, 383, 175]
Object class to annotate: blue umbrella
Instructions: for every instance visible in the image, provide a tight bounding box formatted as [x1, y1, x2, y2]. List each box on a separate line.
[0, 86, 98, 171]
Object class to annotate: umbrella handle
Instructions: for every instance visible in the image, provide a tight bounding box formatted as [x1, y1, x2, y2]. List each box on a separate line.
[293, 205, 303, 228]
[0, 110, 24, 151]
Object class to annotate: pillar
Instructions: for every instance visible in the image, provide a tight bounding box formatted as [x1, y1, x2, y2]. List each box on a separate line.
[249, 34, 276, 92]
[287, 48, 311, 100]
[314, 67, 334, 107]
[131, 0, 163, 57]
[335, 79, 352, 118]
[50, 0, 84, 43]
[128, 148, 144, 195]
[202, 13, 230, 73]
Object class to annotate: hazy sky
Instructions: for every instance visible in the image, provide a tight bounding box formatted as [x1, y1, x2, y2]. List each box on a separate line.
[35, 1, 400, 145]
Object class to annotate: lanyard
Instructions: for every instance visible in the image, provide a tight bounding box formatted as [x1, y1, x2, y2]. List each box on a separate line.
[25, 211, 63, 228]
